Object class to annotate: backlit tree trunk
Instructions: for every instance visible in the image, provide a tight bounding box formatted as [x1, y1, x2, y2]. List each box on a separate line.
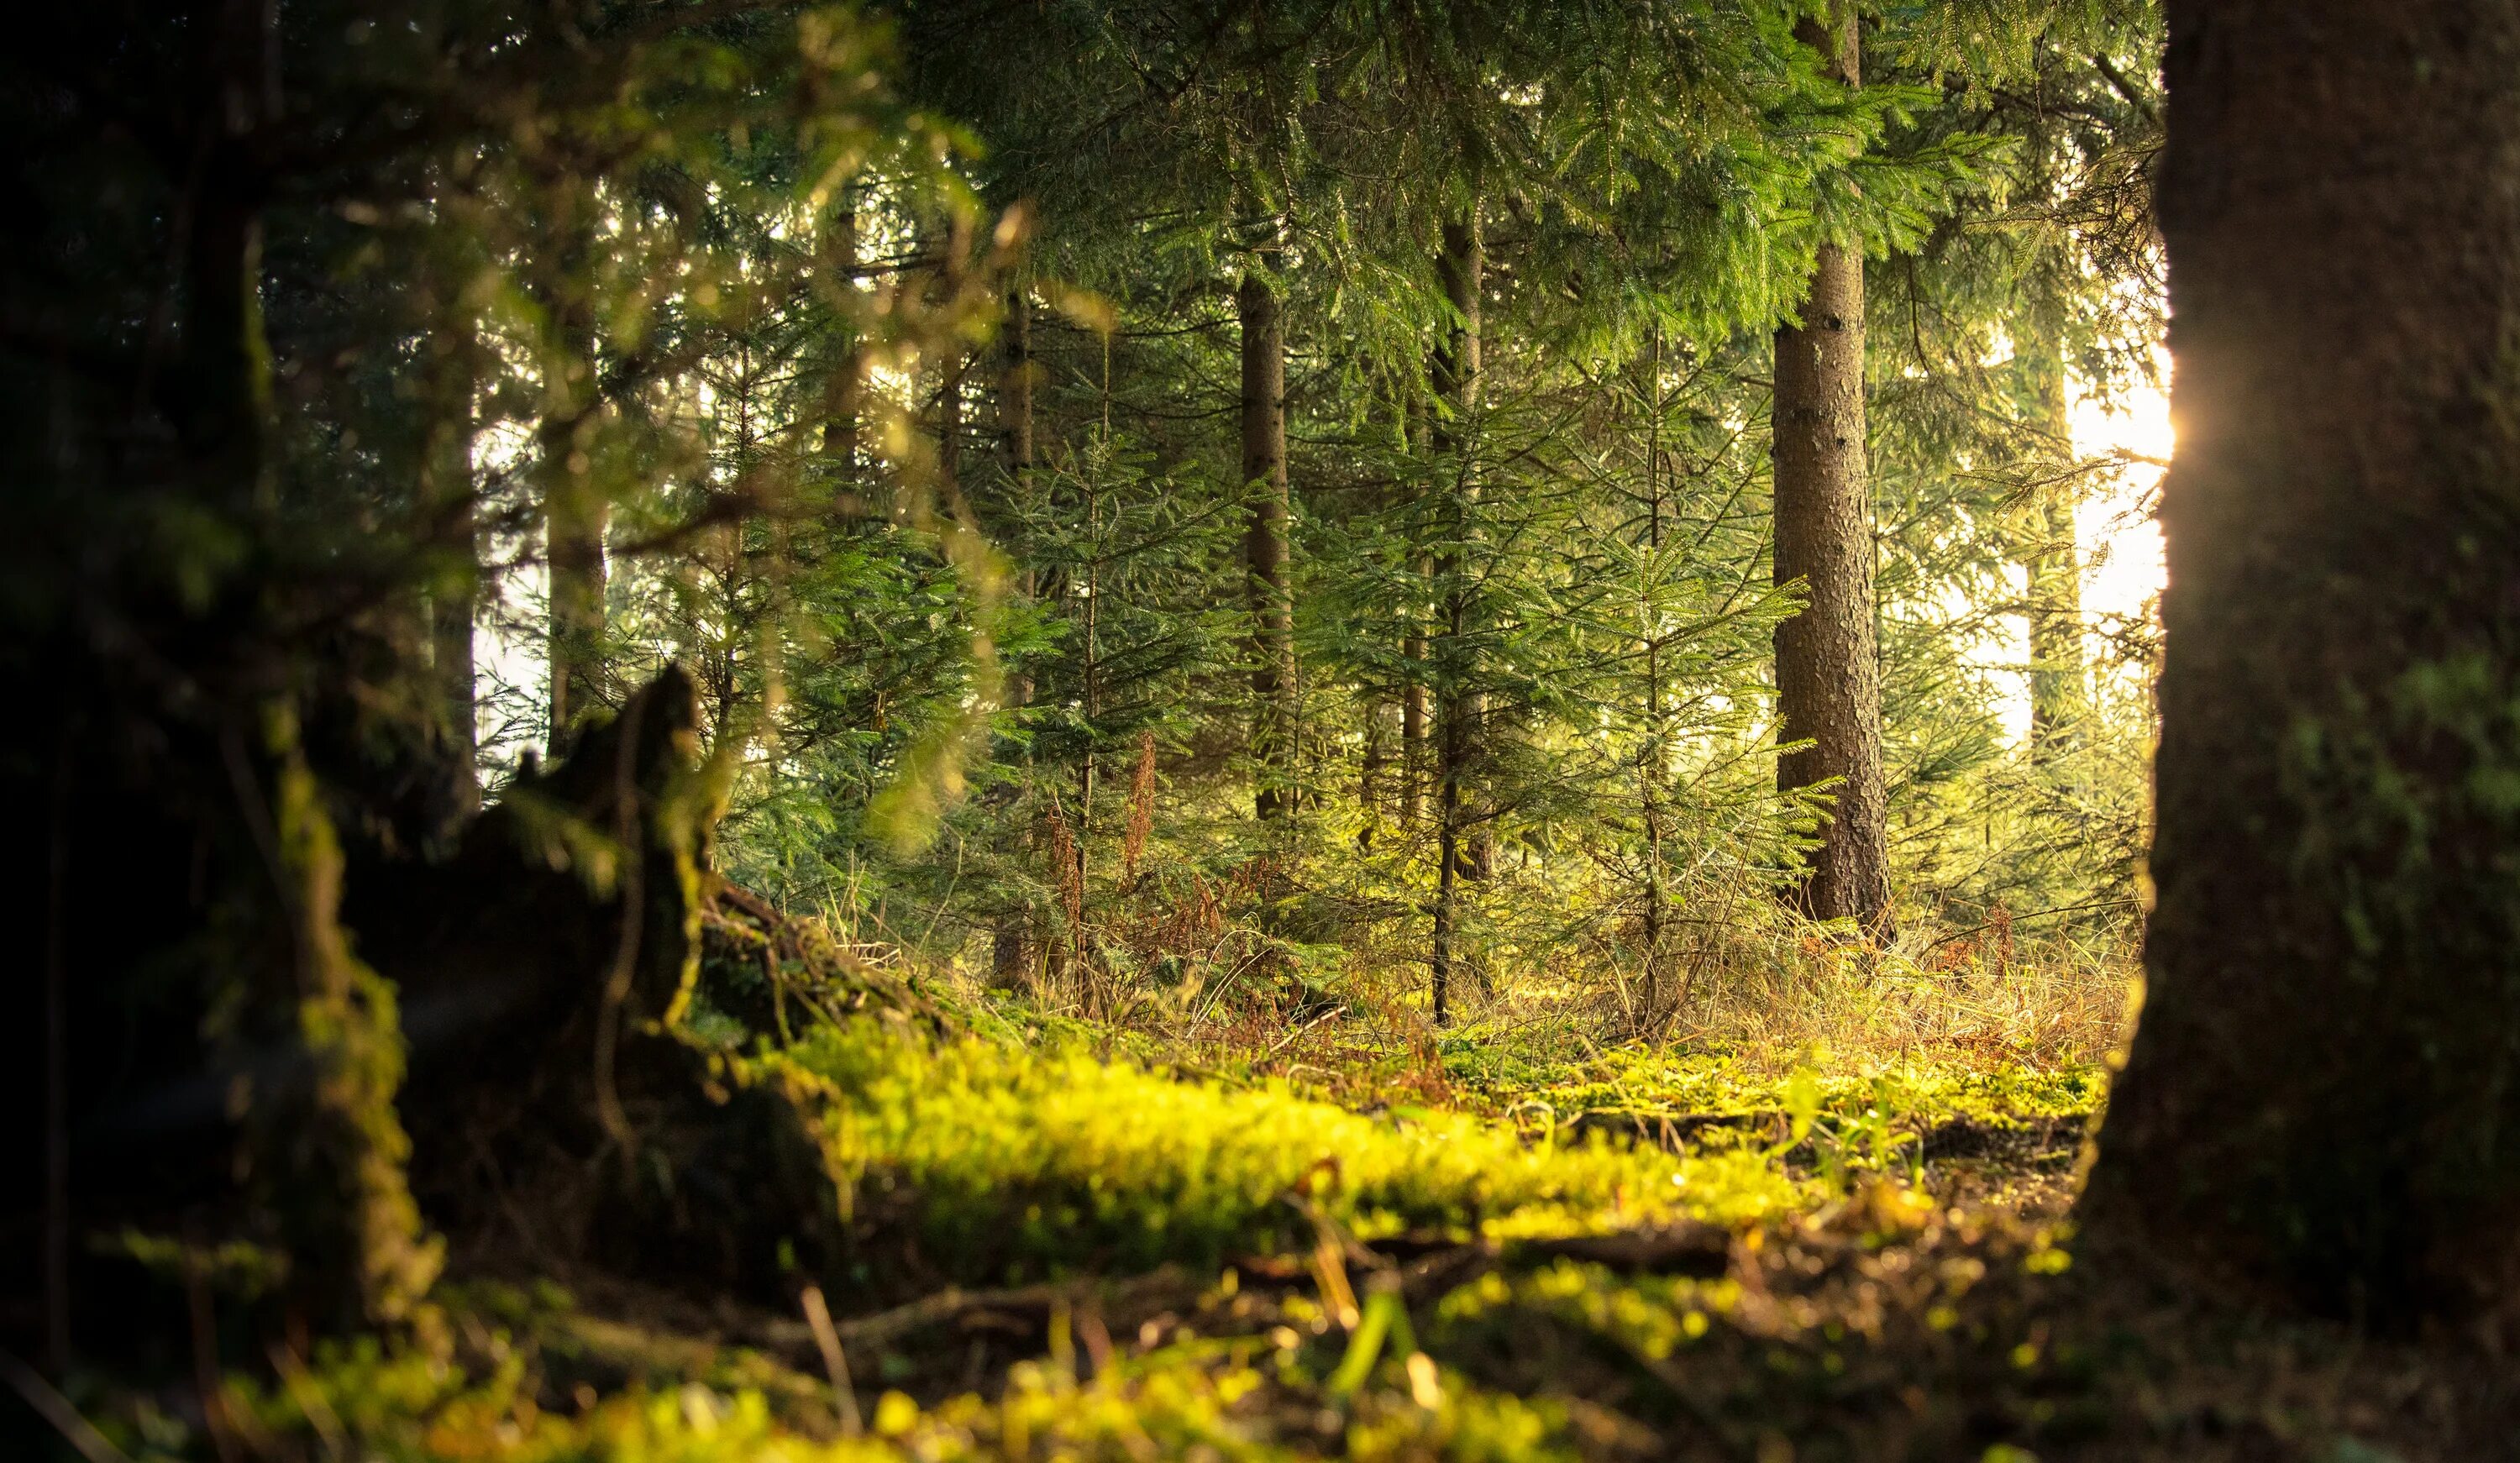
[2025, 354, 2086, 758]
[1242, 244, 1298, 821]
[2083, 0, 2520, 1329]
[1772, 6, 1889, 932]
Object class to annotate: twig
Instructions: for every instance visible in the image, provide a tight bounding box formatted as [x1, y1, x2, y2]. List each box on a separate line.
[0, 1349, 133, 1463]
[797, 1286, 862, 1436]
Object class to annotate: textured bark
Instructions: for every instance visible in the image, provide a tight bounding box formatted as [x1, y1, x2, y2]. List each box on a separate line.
[2025, 359, 2086, 758]
[1771, 7, 1887, 932]
[1241, 258, 1298, 821]
[1429, 212, 1483, 1025]
[2082, 0, 2520, 1329]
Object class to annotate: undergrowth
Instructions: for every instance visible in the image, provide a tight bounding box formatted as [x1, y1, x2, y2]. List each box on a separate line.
[70, 930, 2305, 1463]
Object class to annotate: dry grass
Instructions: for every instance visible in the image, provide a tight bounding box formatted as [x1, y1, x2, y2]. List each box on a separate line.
[1666, 920, 2140, 1074]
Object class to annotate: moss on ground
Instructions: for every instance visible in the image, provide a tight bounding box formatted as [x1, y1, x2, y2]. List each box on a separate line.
[66, 998, 2517, 1462]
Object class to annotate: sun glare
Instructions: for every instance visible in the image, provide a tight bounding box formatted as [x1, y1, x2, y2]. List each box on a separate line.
[2071, 373, 2171, 627]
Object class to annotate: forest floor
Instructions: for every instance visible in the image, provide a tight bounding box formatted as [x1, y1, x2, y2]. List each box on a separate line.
[63, 905, 2519, 1463]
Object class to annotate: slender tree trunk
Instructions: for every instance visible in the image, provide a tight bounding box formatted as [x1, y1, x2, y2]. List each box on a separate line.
[1402, 394, 1431, 831]
[2082, 0, 2520, 1329]
[1772, 7, 1889, 933]
[1242, 251, 1297, 821]
[539, 209, 606, 754]
[1001, 286, 1035, 484]
[992, 286, 1037, 988]
[1000, 285, 1037, 712]
[423, 297, 480, 824]
[1638, 331, 1670, 1027]
[821, 197, 862, 475]
[2025, 354, 2086, 759]
[936, 349, 966, 502]
[1429, 210, 1482, 1022]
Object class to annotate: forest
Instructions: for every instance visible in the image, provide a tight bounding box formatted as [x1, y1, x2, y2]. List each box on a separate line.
[8, 0, 2520, 1458]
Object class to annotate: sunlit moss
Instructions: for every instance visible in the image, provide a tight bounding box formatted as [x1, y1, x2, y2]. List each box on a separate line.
[766, 1025, 1810, 1282]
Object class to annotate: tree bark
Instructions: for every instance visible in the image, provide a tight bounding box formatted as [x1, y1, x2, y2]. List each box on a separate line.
[1429, 210, 1482, 1024]
[1772, 6, 1889, 933]
[2082, 0, 2520, 1330]
[1241, 252, 1297, 821]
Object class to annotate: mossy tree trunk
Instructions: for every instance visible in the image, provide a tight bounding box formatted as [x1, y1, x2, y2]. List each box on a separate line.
[2083, 0, 2520, 1329]
[1772, 6, 1890, 934]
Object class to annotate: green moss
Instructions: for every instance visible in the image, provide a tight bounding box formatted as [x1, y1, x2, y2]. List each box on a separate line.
[765, 1025, 1808, 1282]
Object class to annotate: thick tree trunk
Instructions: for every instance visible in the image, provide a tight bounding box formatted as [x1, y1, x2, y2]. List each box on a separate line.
[1771, 7, 1888, 932]
[2025, 357, 2085, 758]
[2082, 0, 2520, 1329]
[1241, 254, 1297, 821]
[1429, 211, 1482, 1023]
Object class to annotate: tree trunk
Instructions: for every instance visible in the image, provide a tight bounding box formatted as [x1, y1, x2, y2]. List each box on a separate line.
[936, 349, 966, 502]
[423, 299, 480, 826]
[2025, 354, 2085, 759]
[1638, 331, 1671, 1028]
[2082, 0, 2520, 1330]
[1241, 253, 1297, 821]
[1402, 393, 1431, 832]
[991, 286, 1037, 987]
[1429, 210, 1482, 1023]
[1000, 285, 1037, 712]
[540, 214, 606, 754]
[1771, 6, 1888, 933]
[1001, 286, 1035, 485]
[820, 197, 863, 476]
